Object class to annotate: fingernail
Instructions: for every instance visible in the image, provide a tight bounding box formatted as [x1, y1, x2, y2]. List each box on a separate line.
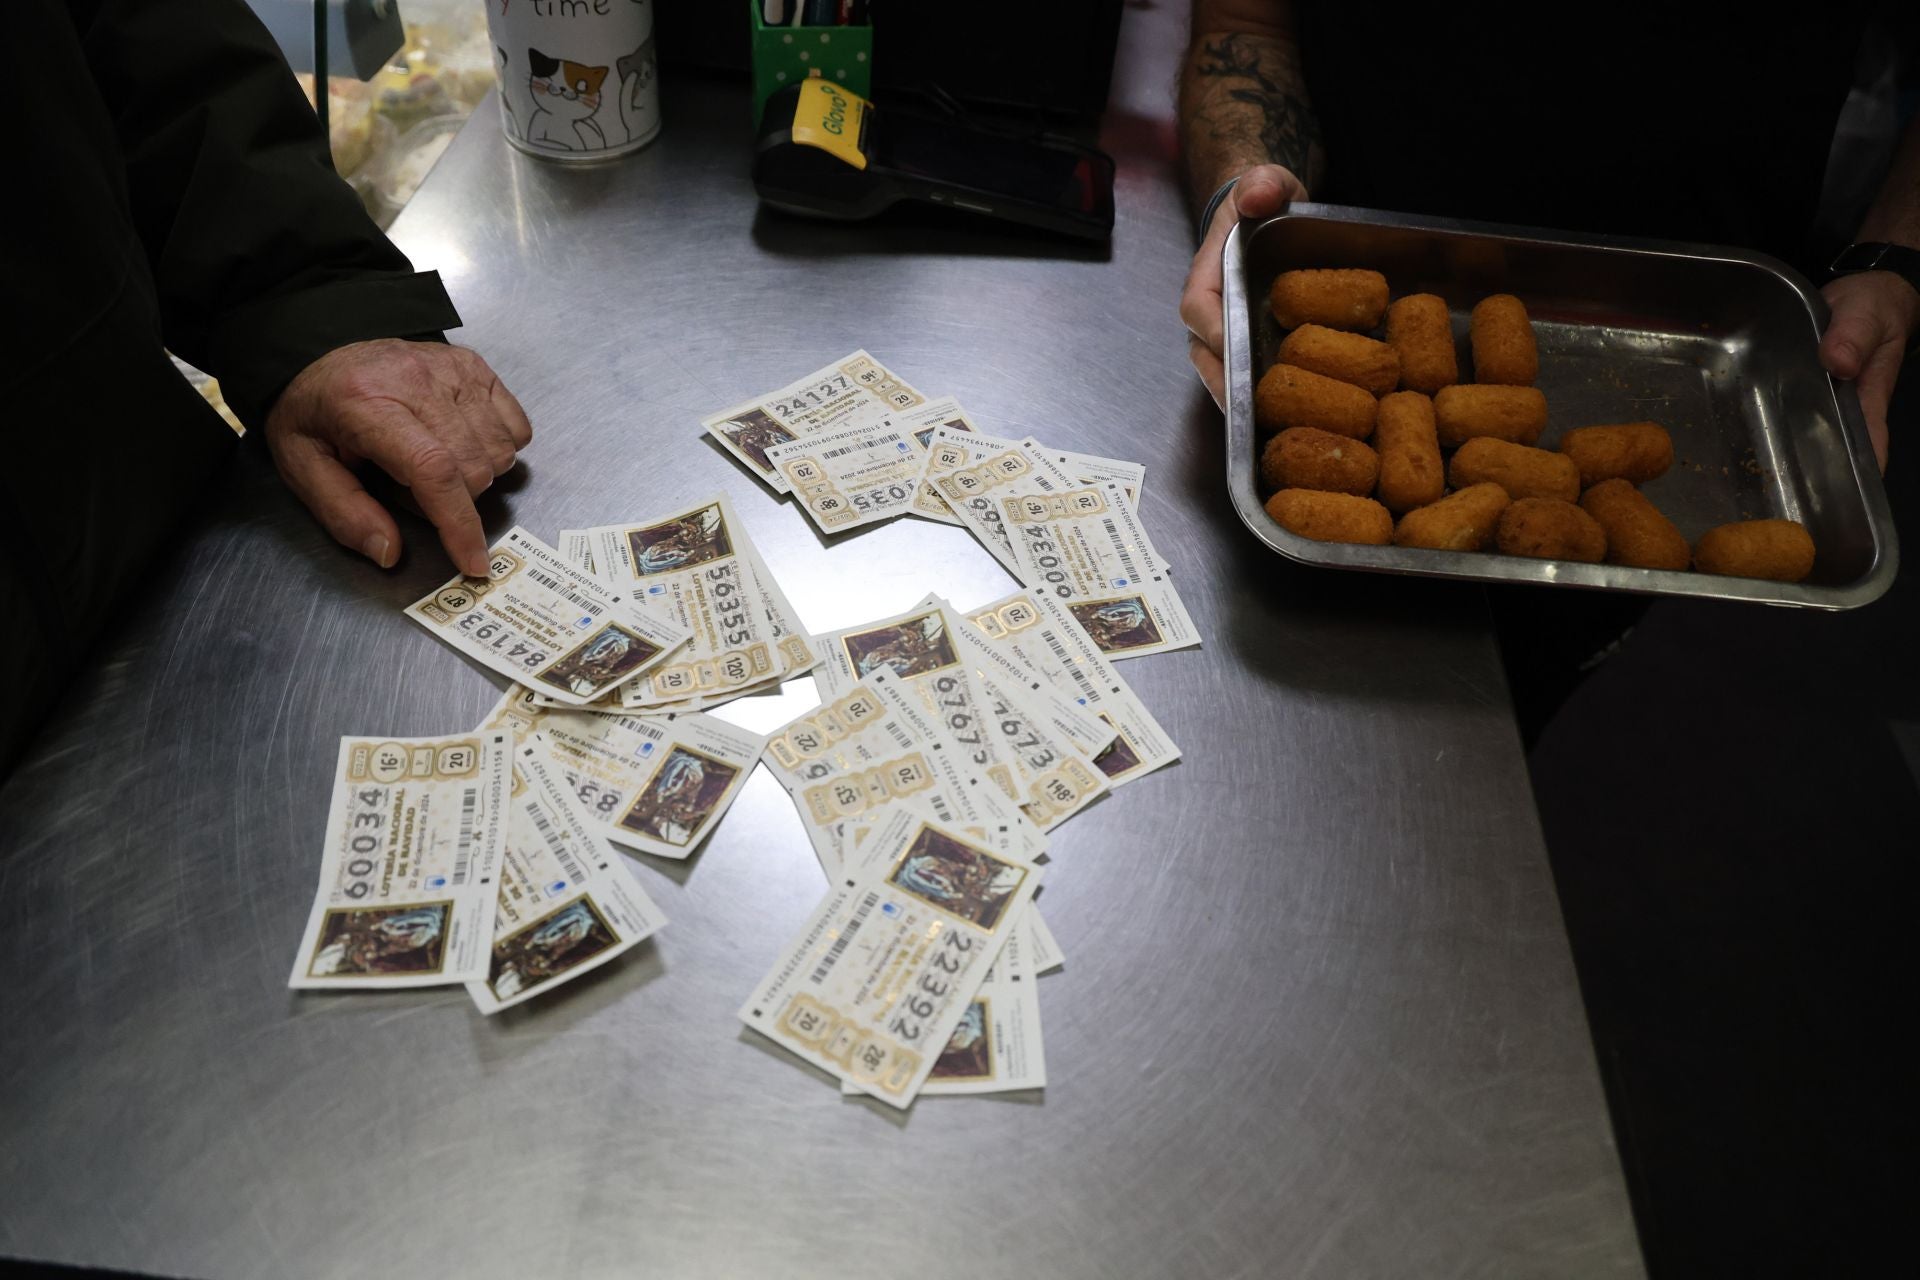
[362, 535, 393, 568]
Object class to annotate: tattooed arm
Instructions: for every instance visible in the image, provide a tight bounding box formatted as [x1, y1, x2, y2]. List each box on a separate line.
[1177, 0, 1322, 405]
[1180, 1, 1322, 214]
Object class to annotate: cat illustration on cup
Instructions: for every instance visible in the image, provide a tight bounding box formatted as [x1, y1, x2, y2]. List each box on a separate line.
[496, 38, 658, 156]
[526, 48, 608, 151]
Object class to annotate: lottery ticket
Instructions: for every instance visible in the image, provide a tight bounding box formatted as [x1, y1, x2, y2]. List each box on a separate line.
[702, 350, 925, 493]
[290, 732, 510, 989]
[406, 528, 689, 708]
[845, 911, 1045, 1097]
[1048, 446, 1147, 503]
[563, 495, 815, 710]
[765, 417, 927, 534]
[738, 805, 1043, 1109]
[921, 427, 1077, 574]
[763, 671, 1045, 872]
[964, 589, 1180, 788]
[468, 736, 668, 1014]
[1003, 480, 1168, 600]
[480, 687, 765, 859]
[809, 600, 1109, 829]
[1056, 578, 1202, 661]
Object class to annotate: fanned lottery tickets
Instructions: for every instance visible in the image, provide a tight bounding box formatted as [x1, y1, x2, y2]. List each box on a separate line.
[290, 732, 510, 989]
[406, 527, 689, 707]
[761, 669, 1045, 873]
[808, 601, 1109, 830]
[928, 593, 1117, 762]
[765, 396, 984, 535]
[822, 591, 1113, 762]
[922, 427, 1078, 575]
[702, 350, 925, 493]
[738, 805, 1043, 1109]
[469, 736, 668, 1014]
[964, 590, 1180, 787]
[296, 347, 1206, 1104]
[558, 495, 817, 711]
[845, 910, 1045, 1097]
[480, 687, 764, 859]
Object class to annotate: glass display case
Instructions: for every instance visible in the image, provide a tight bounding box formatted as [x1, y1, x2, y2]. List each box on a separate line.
[186, 2, 493, 433]
[258, 0, 494, 228]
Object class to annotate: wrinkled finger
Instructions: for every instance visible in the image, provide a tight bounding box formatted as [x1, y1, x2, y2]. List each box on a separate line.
[446, 383, 516, 483]
[485, 367, 533, 450]
[442, 349, 528, 472]
[410, 391, 498, 496]
[1190, 335, 1226, 412]
[269, 432, 403, 568]
[337, 401, 492, 577]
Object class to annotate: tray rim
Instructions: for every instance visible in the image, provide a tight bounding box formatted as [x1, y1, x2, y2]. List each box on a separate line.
[1222, 202, 1900, 610]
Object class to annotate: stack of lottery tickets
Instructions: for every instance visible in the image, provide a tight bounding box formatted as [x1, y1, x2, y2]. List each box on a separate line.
[286, 349, 1200, 1112]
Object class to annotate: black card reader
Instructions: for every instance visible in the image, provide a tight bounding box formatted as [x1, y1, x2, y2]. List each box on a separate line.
[753, 81, 1115, 242]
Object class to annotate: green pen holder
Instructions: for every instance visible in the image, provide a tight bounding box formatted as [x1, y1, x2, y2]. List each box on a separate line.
[750, 4, 873, 123]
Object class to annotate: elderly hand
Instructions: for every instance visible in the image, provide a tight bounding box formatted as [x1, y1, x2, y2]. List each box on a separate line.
[1819, 269, 1918, 471]
[1179, 163, 1309, 409]
[263, 339, 531, 577]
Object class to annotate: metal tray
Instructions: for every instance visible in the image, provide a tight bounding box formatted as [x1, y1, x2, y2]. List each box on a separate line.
[1223, 203, 1898, 608]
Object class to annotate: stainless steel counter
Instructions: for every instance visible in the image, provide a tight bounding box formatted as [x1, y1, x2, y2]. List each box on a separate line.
[0, 10, 1640, 1277]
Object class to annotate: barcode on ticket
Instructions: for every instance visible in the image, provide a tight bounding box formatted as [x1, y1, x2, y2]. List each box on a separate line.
[528, 798, 588, 885]
[525, 567, 604, 617]
[823, 432, 902, 462]
[1043, 627, 1098, 700]
[1103, 518, 1140, 584]
[810, 891, 879, 984]
[454, 786, 479, 883]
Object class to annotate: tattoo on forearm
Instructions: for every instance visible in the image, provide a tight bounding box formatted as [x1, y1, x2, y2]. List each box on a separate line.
[1190, 33, 1322, 188]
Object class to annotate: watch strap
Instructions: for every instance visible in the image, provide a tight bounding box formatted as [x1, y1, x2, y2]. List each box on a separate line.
[1828, 241, 1920, 288]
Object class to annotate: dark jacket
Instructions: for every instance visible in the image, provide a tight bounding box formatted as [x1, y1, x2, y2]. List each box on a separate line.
[3, 0, 459, 771]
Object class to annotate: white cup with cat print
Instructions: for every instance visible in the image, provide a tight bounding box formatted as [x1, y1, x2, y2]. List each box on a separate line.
[486, 0, 661, 162]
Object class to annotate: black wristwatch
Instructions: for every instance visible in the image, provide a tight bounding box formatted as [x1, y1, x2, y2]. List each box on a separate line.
[1828, 241, 1920, 295]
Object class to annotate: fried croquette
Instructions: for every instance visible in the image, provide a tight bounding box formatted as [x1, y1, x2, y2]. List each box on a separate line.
[1432, 384, 1548, 447]
[1692, 519, 1816, 582]
[1392, 482, 1509, 551]
[1557, 421, 1674, 487]
[1255, 363, 1378, 438]
[1385, 294, 1459, 394]
[1579, 480, 1691, 570]
[1260, 428, 1380, 496]
[1494, 498, 1607, 562]
[1270, 269, 1390, 331]
[1265, 489, 1394, 545]
[1447, 438, 1580, 502]
[1373, 391, 1445, 513]
[1469, 294, 1538, 385]
[1277, 324, 1401, 396]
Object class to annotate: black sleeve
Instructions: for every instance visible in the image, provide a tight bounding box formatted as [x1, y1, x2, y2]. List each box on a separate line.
[68, 0, 464, 426]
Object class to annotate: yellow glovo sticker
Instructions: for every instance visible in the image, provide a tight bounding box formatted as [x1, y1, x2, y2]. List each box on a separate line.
[790, 77, 869, 171]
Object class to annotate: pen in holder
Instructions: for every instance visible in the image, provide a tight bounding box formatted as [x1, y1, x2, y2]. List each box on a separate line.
[749, 2, 873, 124]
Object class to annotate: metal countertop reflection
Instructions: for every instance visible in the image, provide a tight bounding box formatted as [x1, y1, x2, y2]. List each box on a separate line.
[0, 12, 1639, 1278]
